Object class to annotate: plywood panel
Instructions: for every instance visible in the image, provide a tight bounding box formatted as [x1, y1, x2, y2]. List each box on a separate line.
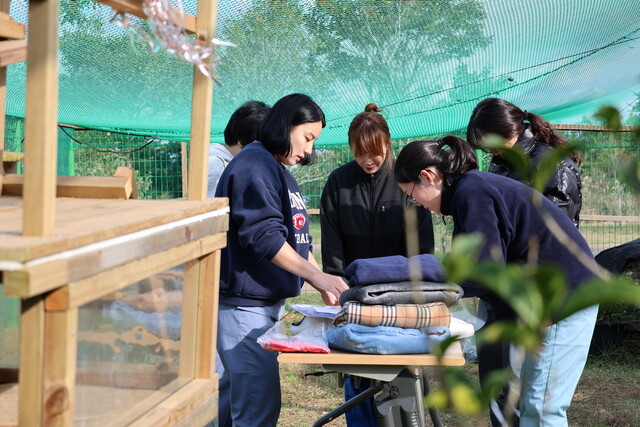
[0, 197, 228, 261]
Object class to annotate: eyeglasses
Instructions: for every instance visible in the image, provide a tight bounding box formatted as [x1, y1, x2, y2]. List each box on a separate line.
[407, 181, 418, 205]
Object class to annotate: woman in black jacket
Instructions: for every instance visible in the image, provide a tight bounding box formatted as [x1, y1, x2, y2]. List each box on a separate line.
[467, 97, 582, 227]
[320, 104, 435, 277]
[320, 103, 435, 426]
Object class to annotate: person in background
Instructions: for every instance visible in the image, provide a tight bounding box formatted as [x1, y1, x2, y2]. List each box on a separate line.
[320, 103, 435, 426]
[466, 97, 582, 227]
[394, 136, 598, 427]
[215, 93, 348, 427]
[466, 97, 585, 425]
[208, 100, 271, 195]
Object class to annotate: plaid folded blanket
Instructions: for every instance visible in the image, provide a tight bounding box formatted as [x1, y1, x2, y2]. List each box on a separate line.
[334, 302, 451, 329]
[339, 281, 464, 307]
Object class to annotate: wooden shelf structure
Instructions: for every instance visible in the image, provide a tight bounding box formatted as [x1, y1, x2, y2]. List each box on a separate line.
[0, 0, 226, 425]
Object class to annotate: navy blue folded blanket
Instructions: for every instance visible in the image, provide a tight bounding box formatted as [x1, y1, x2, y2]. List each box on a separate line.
[344, 254, 445, 286]
[339, 281, 464, 307]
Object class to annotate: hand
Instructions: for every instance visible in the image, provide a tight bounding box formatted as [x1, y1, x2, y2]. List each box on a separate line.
[308, 272, 349, 306]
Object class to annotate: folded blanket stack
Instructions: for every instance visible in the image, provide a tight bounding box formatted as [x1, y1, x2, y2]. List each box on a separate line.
[327, 254, 464, 354]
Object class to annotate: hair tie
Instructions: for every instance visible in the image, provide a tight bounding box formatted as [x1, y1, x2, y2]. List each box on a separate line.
[523, 110, 529, 122]
[436, 138, 445, 148]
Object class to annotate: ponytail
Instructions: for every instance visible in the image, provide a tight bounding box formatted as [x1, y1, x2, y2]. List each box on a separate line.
[527, 112, 582, 165]
[395, 136, 478, 184]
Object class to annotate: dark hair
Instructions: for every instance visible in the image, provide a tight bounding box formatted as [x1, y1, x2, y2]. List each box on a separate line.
[259, 93, 325, 157]
[348, 103, 393, 172]
[394, 136, 478, 184]
[298, 146, 317, 166]
[223, 100, 270, 147]
[466, 97, 581, 164]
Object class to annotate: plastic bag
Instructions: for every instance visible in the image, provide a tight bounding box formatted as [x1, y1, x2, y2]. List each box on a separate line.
[257, 317, 331, 353]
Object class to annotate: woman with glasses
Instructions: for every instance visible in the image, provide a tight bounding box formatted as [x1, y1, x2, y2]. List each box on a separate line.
[320, 103, 435, 426]
[394, 136, 598, 427]
[215, 93, 348, 427]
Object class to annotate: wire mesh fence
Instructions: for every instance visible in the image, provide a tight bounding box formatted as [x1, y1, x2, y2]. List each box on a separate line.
[3, 116, 638, 256]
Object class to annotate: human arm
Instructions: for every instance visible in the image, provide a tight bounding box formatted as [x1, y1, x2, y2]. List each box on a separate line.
[270, 242, 349, 305]
[320, 176, 346, 276]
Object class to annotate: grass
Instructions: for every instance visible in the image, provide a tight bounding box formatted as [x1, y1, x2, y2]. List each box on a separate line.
[278, 290, 640, 427]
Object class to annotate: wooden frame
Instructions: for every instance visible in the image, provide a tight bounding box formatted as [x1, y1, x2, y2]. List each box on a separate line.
[0, 0, 225, 425]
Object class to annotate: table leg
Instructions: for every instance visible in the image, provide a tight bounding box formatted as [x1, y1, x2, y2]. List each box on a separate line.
[312, 381, 384, 427]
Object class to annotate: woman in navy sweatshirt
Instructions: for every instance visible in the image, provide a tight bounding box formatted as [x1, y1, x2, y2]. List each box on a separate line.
[394, 136, 598, 427]
[215, 94, 348, 427]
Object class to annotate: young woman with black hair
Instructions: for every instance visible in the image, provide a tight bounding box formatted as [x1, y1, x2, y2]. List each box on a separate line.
[215, 93, 348, 427]
[467, 97, 582, 227]
[320, 103, 435, 427]
[394, 136, 598, 427]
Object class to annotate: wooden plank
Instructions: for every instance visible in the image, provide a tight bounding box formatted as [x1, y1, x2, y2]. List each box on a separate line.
[196, 250, 221, 380]
[173, 389, 217, 427]
[43, 308, 78, 426]
[4, 212, 227, 298]
[551, 124, 638, 132]
[0, 197, 228, 262]
[95, 0, 197, 34]
[278, 341, 466, 367]
[2, 174, 132, 199]
[45, 232, 226, 310]
[181, 141, 188, 198]
[0, 40, 27, 67]
[187, 0, 218, 201]
[0, 1, 25, 40]
[18, 297, 45, 426]
[129, 378, 215, 427]
[104, 378, 190, 427]
[581, 214, 640, 223]
[179, 259, 200, 378]
[177, 250, 221, 380]
[114, 166, 138, 199]
[23, 0, 60, 237]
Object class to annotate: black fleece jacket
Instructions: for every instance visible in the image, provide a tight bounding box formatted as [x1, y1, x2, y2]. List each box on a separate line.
[489, 128, 582, 227]
[320, 160, 435, 277]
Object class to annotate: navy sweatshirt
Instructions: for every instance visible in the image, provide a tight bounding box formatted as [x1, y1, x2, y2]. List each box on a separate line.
[215, 142, 311, 306]
[440, 170, 595, 317]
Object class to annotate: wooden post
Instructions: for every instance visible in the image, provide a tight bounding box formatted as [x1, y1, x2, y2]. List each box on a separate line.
[19, 297, 46, 426]
[43, 308, 78, 426]
[181, 141, 188, 198]
[187, 0, 218, 201]
[22, 0, 59, 236]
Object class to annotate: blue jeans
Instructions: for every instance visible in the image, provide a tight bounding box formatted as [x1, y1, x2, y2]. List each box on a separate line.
[217, 303, 284, 427]
[519, 305, 598, 426]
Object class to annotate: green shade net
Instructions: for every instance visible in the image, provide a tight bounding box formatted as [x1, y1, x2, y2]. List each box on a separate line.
[6, 0, 640, 144]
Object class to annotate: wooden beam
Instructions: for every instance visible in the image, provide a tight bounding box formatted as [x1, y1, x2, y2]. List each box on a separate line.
[2, 173, 133, 199]
[114, 166, 138, 199]
[181, 141, 188, 198]
[178, 250, 221, 381]
[45, 232, 226, 310]
[187, 0, 218, 201]
[19, 297, 45, 426]
[0, 40, 27, 67]
[581, 214, 640, 222]
[552, 124, 639, 132]
[43, 308, 78, 426]
[95, 0, 197, 34]
[23, 0, 60, 237]
[0, 0, 25, 39]
[5, 211, 227, 298]
[129, 379, 215, 427]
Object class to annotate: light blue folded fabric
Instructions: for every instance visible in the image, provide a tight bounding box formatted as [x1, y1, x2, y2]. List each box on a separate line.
[344, 254, 446, 286]
[104, 300, 182, 340]
[326, 324, 451, 354]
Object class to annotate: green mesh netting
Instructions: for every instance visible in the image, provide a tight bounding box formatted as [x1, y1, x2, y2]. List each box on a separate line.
[5, 0, 640, 144]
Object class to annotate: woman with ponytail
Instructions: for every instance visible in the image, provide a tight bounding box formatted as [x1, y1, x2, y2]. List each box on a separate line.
[467, 97, 582, 227]
[395, 136, 598, 427]
[320, 104, 435, 426]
